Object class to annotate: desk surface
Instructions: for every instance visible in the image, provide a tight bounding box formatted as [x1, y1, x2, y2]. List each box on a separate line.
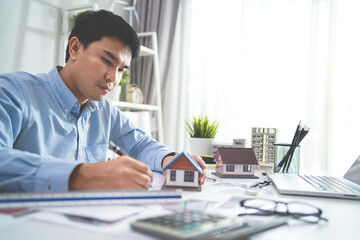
[1, 171, 359, 240]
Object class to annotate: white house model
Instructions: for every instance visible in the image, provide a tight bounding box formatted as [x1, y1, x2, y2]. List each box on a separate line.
[213, 147, 259, 179]
[162, 152, 203, 190]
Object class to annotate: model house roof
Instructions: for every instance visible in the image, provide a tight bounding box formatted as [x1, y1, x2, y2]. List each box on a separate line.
[163, 152, 203, 174]
[214, 147, 259, 165]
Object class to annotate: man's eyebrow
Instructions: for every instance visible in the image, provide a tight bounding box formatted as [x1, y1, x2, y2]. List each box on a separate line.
[103, 50, 119, 63]
[103, 50, 129, 69]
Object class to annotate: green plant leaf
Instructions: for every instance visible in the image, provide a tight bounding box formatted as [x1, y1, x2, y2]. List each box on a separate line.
[185, 115, 219, 138]
[119, 71, 131, 86]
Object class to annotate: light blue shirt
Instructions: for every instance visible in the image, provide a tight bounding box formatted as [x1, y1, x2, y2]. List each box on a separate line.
[0, 66, 174, 192]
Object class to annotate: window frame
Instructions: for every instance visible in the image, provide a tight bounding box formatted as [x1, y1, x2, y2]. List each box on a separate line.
[170, 170, 176, 181]
[184, 171, 195, 182]
[226, 164, 235, 172]
[243, 165, 251, 172]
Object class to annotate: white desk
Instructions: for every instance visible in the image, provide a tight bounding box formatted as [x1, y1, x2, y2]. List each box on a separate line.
[0, 171, 359, 240]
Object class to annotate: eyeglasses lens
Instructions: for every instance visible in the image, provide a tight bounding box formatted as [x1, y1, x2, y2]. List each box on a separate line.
[287, 202, 319, 215]
[243, 199, 276, 212]
[287, 202, 321, 223]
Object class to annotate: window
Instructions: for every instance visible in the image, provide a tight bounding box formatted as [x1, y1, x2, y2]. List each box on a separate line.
[170, 170, 176, 181]
[183, 0, 359, 175]
[226, 164, 235, 172]
[243, 165, 251, 172]
[184, 171, 194, 182]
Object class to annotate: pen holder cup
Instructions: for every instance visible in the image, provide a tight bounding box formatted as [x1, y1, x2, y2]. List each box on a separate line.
[274, 144, 300, 174]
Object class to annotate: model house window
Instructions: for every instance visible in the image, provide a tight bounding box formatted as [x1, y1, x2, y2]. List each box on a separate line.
[170, 170, 176, 181]
[243, 165, 251, 172]
[226, 164, 235, 172]
[184, 171, 194, 182]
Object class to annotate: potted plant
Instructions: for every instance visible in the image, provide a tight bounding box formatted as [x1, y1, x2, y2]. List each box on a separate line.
[185, 115, 219, 156]
[107, 71, 131, 101]
[119, 71, 131, 101]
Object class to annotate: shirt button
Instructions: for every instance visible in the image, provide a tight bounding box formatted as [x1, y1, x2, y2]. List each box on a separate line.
[74, 103, 77, 107]
[65, 108, 69, 113]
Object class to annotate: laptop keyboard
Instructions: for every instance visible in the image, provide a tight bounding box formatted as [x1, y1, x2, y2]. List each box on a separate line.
[300, 175, 360, 193]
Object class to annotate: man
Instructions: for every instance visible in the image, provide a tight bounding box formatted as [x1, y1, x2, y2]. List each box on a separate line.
[0, 10, 207, 192]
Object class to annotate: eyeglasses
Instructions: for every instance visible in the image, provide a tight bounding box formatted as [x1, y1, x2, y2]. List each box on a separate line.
[239, 198, 328, 223]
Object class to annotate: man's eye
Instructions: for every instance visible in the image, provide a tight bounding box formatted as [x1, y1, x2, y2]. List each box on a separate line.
[102, 57, 112, 66]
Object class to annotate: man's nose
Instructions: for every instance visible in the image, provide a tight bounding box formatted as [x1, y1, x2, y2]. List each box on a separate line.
[106, 71, 119, 83]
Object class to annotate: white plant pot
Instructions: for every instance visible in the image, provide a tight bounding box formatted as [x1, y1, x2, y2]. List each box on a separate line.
[188, 137, 214, 156]
[120, 85, 128, 101]
[107, 86, 121, 101]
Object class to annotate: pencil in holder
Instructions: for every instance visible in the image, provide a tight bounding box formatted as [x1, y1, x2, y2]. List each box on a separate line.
[274, 143, 300, 174]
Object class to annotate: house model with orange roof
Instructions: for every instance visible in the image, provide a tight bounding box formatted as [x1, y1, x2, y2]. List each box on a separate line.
[162, 152, 203, 191]
[212, 147, 259, 179]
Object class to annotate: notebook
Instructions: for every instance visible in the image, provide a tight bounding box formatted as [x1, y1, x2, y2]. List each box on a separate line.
[267, 155, 360, 200]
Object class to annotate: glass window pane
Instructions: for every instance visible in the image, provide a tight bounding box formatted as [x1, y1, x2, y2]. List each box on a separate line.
[243, 165, 251, 172]
[184, 171, 194, 182]
[226, 165, 235, 172]
[170, 170, 176, 181]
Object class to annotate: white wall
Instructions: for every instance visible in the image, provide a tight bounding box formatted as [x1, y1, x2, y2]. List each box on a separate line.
[0, 0, 130, 74]
[0, 0, 23, 73]
[0, 0, 63, 74]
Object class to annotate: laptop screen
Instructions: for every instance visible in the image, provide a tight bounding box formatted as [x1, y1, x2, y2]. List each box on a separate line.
[344, 155, 360, 185]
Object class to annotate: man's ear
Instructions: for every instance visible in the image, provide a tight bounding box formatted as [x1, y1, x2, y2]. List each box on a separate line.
[68, 37, 82, 60]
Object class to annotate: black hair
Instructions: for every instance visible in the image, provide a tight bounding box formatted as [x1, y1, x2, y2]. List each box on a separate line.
[65, 10, 140, 62]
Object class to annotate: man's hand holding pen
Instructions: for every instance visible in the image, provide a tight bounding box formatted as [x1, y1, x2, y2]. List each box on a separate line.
[69, 141, 153, 190]
[69, 156, 153, 190]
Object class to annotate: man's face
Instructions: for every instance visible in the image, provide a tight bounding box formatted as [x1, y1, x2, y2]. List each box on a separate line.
[66, 36, 132, 105]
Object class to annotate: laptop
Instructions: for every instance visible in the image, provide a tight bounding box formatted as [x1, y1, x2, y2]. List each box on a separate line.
[267, 155, 360, 200]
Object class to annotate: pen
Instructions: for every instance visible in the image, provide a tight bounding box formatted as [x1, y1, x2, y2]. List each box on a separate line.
[109, 140, 153, 188]
[109, 141, 128, 156]
[206, 177, 217, 182]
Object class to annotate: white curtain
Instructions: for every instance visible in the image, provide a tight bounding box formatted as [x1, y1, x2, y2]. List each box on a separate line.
[163, 0, 360, 175]
[163, 0, 192, 150]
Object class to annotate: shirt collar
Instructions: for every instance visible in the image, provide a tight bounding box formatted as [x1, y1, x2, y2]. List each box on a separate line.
[47, 66, 98, 115]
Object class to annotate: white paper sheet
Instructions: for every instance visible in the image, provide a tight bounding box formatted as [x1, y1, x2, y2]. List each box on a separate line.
[41, 205, 143, 222]
[31, 204, 169, 239]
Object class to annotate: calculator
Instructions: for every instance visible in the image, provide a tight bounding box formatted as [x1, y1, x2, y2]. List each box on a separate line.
[131, 211, 289, 240]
